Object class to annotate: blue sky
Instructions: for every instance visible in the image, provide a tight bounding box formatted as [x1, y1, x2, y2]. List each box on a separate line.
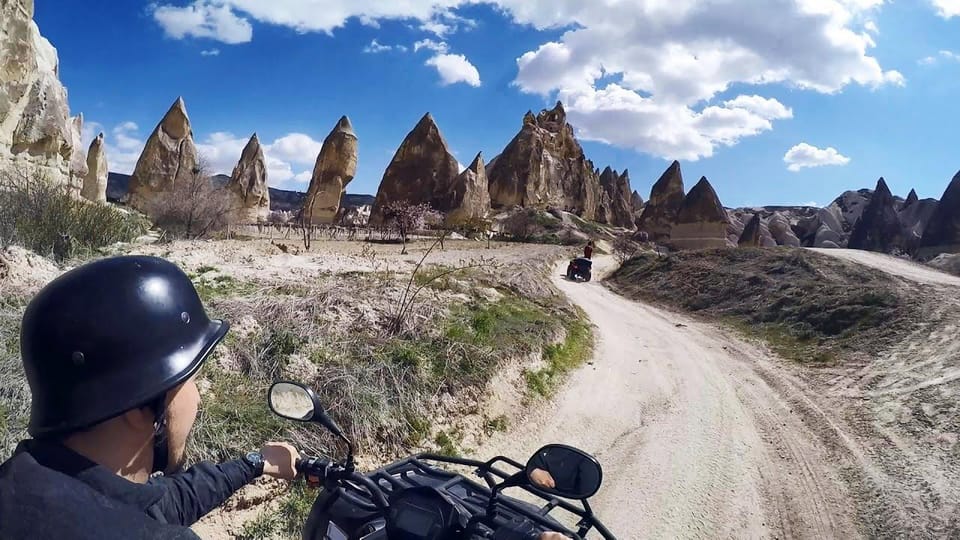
[35, 0, 960, 208]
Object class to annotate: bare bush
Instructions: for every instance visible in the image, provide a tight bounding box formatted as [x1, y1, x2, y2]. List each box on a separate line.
[144, 159, 233, 240]
[383, 201, 432, 254]
[0, 168, 148, 261]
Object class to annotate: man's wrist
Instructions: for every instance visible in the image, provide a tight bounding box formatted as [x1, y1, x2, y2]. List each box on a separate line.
[243, 451, 265, 477]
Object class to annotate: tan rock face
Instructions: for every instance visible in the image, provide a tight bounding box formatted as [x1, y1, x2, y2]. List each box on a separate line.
[0, 0, 78, 183]
[636, 160, 685, 241]
[67, 113, 86, 194]
[127, 97, 198, 210]
[487, 102, 602, 220]
[444, 152, 490, 225]
[228, 134, 269, 223]
[81, 132, 108, 202]
[303, 116, 357, 224]
[370, 113, 460, 225]
[598, 167, 634, 228]
[671, 176, 729, 250]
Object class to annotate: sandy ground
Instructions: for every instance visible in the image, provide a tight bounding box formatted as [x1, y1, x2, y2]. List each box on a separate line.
[477, 256, 860, 539]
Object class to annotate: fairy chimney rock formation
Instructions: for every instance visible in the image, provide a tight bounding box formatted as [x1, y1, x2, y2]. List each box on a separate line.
[487, 101, 602, 220]
[738, 214, 763, 247]
[127, 97, 198, 209]
[303, 116, 358, 224]
[81, 132, 108, 202]
[670, 176, 729, 250]
[370, 113, 460, 225]
[636, 160, 685, 241]
[228, 133, 270, 223]
[444, 152, 490, 225]
[848, 178, 905, 253]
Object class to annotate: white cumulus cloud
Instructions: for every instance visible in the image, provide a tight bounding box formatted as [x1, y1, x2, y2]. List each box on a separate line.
[196, 132, 324, 184]
[784, 143, 851, 172]
[152, 1, 253, 44]
[932, 0, 960, 18]
[425, 54, 482, 87]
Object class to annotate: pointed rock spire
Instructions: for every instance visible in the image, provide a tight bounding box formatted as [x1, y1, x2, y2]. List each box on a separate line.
[671, 177, 729, 250]
[304, 115, 359, 224]
[369, 112, 459, 225]
[848, 177, 904, 253]
[128, 96, 198, 209]
[81, 133, 108, 203]
[228, 133, 269, 223]
[738, 214, 762, 247]
[904, 188, 919, 207]
[636, 160, 686, 241]
[445, 151, 490, 225]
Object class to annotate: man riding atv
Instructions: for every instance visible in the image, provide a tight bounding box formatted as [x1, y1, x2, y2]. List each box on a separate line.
[0, 256, 569, 540]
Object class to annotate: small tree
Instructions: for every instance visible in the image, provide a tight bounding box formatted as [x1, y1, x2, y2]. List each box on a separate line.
[145, 158, 233, 240]
[383, 201, 431, 254]
[612, 234, 642, 264]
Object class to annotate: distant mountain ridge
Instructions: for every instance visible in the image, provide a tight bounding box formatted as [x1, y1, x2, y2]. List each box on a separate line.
[106, 172, 374, 213]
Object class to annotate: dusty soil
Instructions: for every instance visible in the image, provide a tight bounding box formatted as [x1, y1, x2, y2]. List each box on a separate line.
[479, 257, 860, 538]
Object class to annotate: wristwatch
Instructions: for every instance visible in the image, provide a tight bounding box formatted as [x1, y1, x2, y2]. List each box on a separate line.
[244, 451, 265, 477]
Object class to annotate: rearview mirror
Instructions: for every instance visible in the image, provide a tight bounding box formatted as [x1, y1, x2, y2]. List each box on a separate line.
[268, 381, 317, 421]
[525, 444, 603, 500]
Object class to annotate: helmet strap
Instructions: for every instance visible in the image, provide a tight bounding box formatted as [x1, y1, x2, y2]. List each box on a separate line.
[147, 394, 170, 475]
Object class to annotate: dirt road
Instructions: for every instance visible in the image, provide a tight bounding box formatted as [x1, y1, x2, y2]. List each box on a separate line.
[809, 248, 960, 286]
[479, 256, 860, 538]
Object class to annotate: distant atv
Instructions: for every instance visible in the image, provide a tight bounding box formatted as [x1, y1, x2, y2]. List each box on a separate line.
[566, 257, 592, 282]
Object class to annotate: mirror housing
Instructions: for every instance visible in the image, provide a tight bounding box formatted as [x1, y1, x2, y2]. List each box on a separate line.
[525, 444, 603, 500]
[268, 381, 317, 421]
[267, 381, 347, 440]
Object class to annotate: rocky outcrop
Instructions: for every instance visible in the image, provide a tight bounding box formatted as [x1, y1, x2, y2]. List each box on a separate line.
[487, 102, 602, 220]
[303, 116, 358, 224]
[0, 0, 79, 184]
[370, 113, 460, 225]
[444, 152, 490, 225]
[848, 178, 905, 253]
[228, 134, 269, 224]
[598, 167, 635, 228]
[66, 114, 86, 193]
[919, 171, 960, 256]
[768, 211, 802, 247]
[738, 214, 762, 247]
[81, 132, 108, 202]
[636, 161, 685, 241]
[631, 190, 644, 210]
[127, 97, 198, 210]
[670, 177, 729, 250]
[903, 189, 919, 208]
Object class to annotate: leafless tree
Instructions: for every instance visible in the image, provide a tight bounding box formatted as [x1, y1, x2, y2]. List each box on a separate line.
[144, 158, 234, 240]
[383, 201, 432, 254]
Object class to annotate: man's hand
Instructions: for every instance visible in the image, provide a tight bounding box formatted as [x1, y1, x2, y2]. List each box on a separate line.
[539, 533, 569, 540]
[529, 467, 556, 489]
[261, 442, 299, 481]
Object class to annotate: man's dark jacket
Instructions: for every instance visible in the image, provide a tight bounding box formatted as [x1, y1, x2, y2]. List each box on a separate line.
[0, 439, 259, 539]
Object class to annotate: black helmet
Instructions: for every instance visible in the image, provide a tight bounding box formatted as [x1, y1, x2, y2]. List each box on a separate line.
[21, 255, 230, 438]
